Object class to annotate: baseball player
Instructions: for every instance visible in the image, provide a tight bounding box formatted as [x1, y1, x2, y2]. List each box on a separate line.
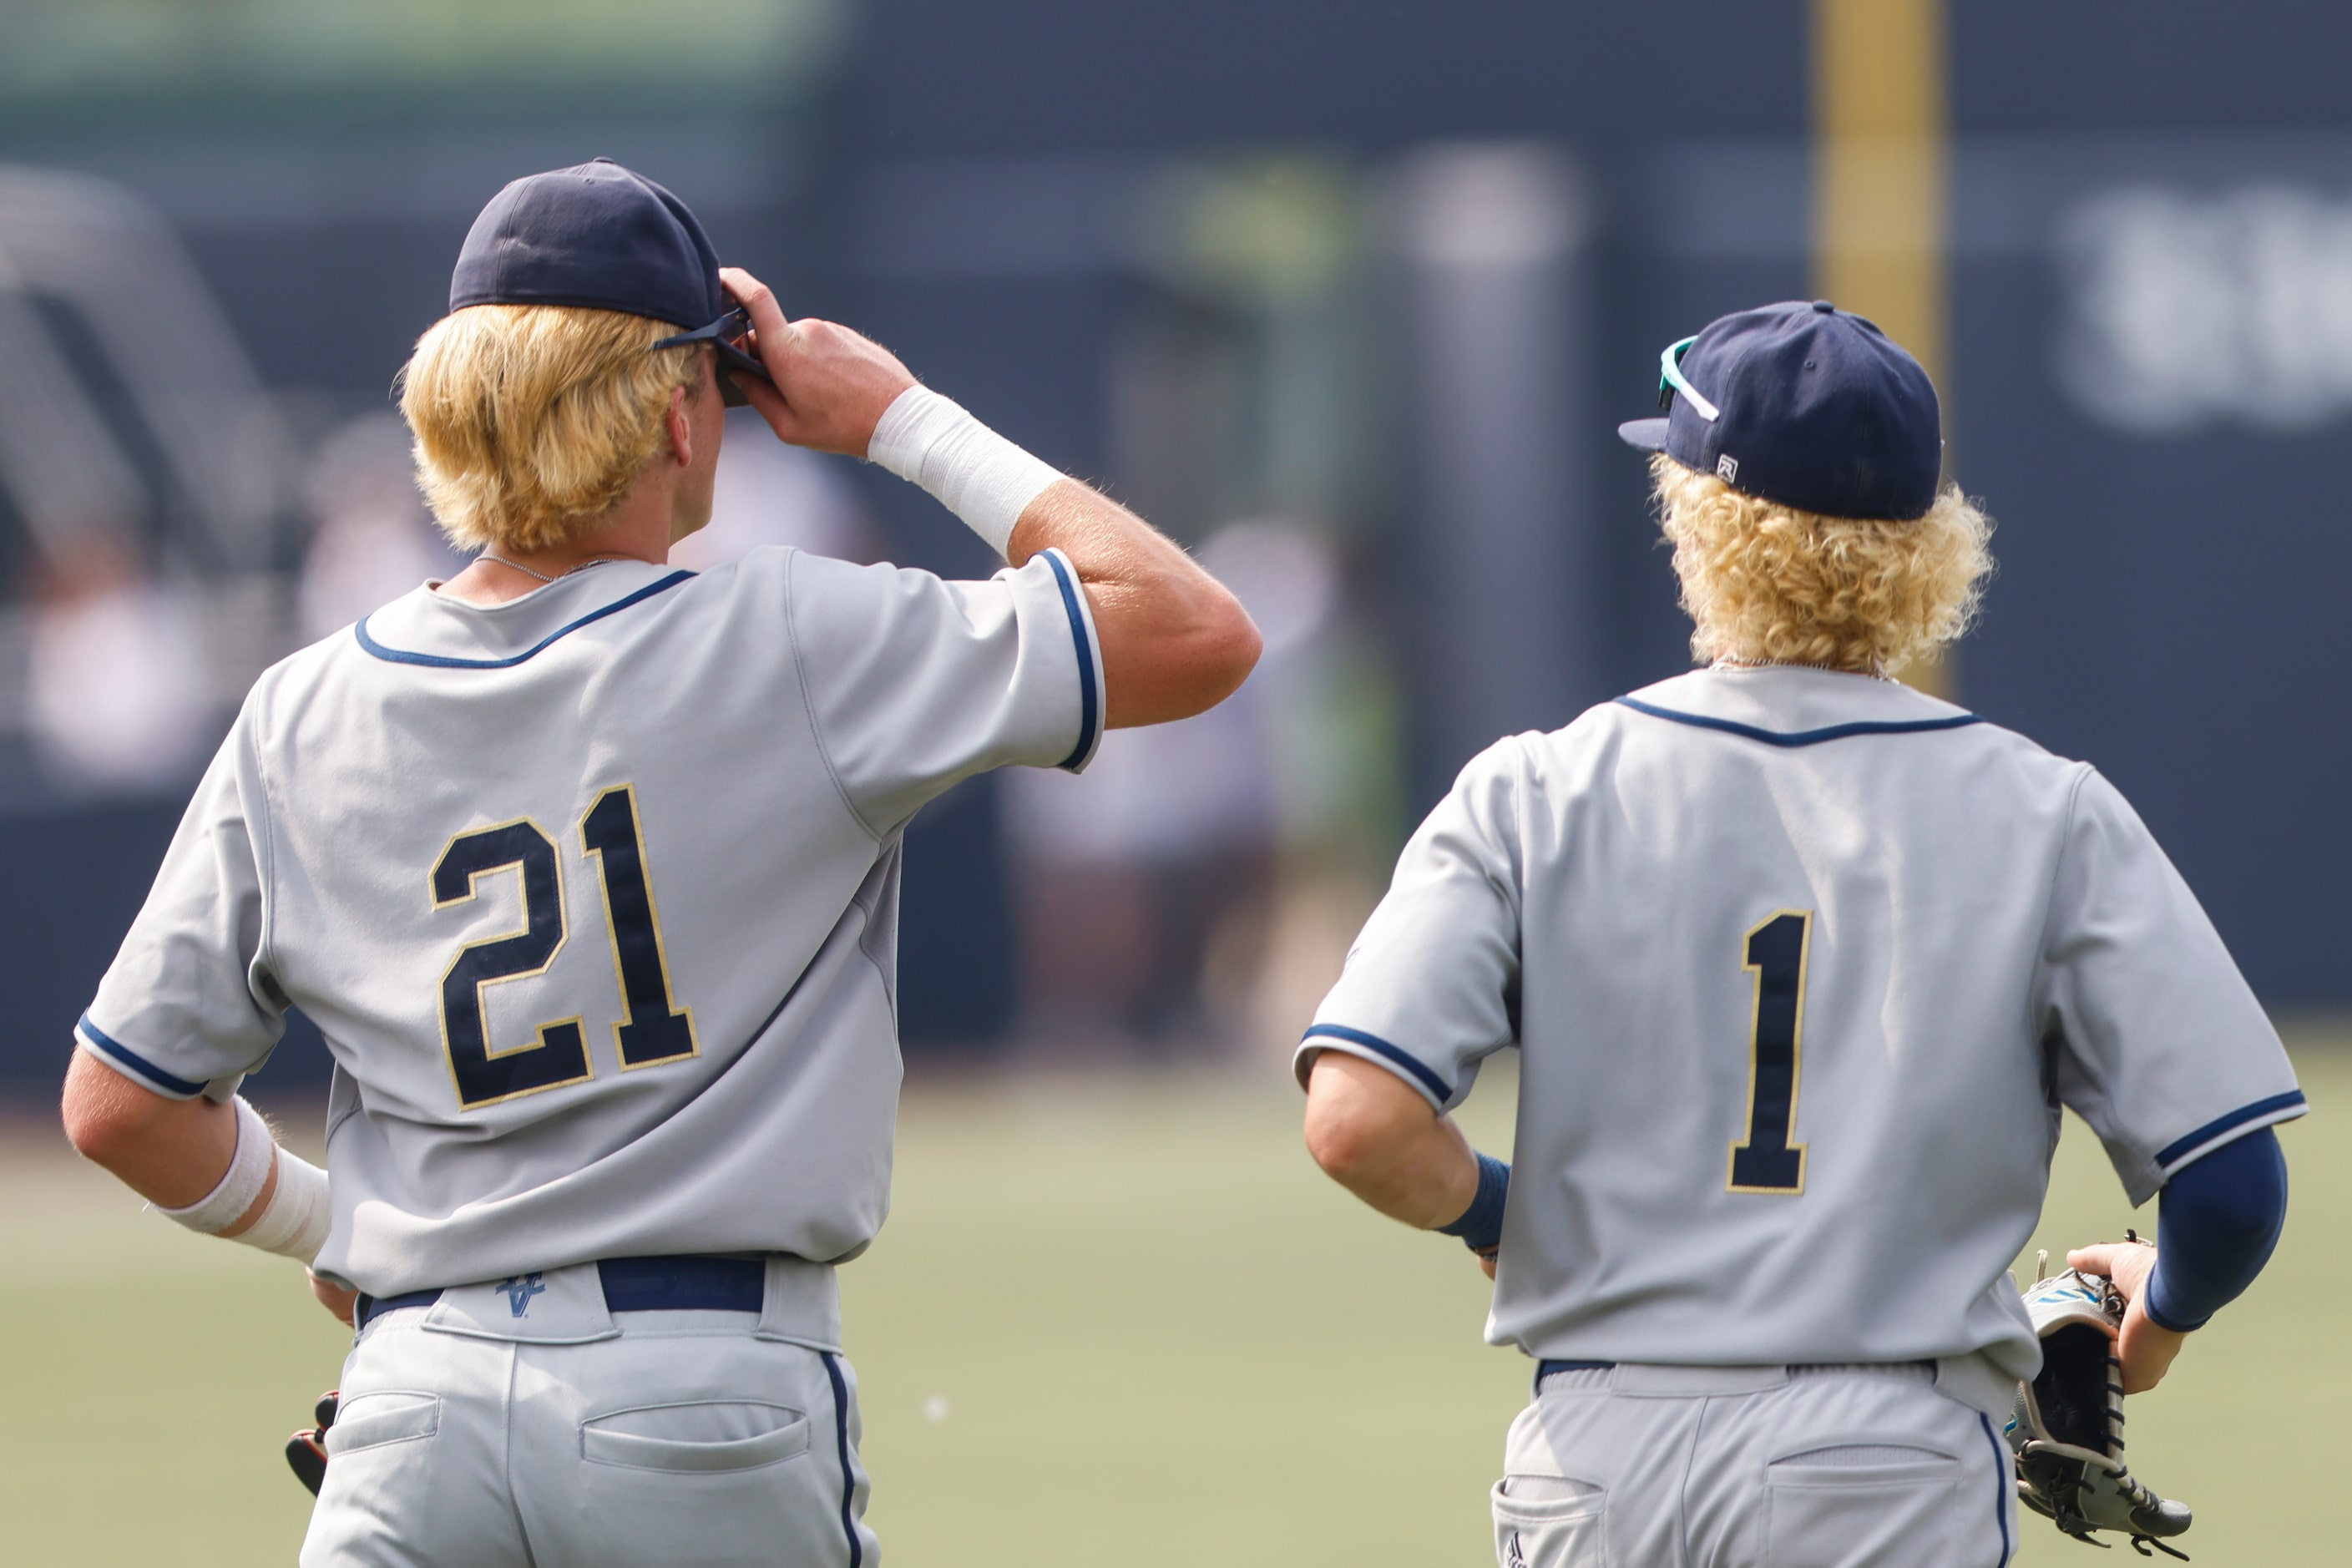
[58, 159, 1259, 1566]
[1294, 301, 2300, 1566]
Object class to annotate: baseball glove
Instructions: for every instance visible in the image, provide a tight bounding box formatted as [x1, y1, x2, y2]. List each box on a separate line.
[286, 1389, 338, 1497]
[2006, 1252, 2193, 1559]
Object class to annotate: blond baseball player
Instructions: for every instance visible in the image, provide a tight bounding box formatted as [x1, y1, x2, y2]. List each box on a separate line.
[60, 159, 1260, 1566]
[1295, 301, 2299, 1567]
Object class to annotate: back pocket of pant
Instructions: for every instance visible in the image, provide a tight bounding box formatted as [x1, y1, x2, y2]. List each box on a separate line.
[1766, 1447, 1959, 1568]
[326, 1392, 442, 1455]
[580, 1400, 810, 1474]
[1493, 1475, 1606, 1568]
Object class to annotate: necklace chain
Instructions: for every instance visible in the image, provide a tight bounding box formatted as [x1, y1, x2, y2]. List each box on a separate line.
[1715, 655, 1891, 682]
[477, 554, 630, 584]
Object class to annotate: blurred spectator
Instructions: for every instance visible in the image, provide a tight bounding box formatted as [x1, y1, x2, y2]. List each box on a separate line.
[27, 533, 210, 794]
[1002, 519, 1347, 1053]
[666, 410, 879, 569]
[298, 412, 462, 640]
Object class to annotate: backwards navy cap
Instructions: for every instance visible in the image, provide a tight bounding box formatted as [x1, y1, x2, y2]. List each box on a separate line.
[449, 158, 771, 402]
[1618, 300, 1941, 520]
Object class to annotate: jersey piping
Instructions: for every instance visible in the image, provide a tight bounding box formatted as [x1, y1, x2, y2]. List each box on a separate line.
[1612, 695, 1985, 747]
[78, 1012, 207, 1098]
[2152, 1089, 2309, 1173]
[1039, 548, 1102, 771]
[1976, 1414, 2015, 1566]
[1300, 1023, 1454, 1102]
[822, 1352, 864, 1568]
[353, 571, 697, 669]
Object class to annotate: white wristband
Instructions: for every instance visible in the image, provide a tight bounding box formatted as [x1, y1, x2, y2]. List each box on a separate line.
[154, 1095, 331, 1264]
[156, 1095, 273, 1233]
[238, 1147, 331, 1263]
[867, 386, 1064, 558]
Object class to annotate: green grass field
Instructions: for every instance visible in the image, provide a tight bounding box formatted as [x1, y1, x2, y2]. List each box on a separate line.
[3, 1033, 2341, 1565]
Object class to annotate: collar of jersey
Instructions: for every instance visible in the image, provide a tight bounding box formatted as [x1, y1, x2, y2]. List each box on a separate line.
[1614, 665, 1983, 747]
[355, 563, 695, 670]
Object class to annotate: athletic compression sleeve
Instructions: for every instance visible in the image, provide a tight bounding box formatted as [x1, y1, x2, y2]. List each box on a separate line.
[2142, 1127, 2287, 1333]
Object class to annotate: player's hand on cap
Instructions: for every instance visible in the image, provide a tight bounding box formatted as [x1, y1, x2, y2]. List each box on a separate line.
[2066, 1239, 2186, 1394]
[720, 266, 918, 458]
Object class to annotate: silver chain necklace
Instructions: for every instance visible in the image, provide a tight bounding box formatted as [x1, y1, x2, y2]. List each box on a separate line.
[477, 554, 630, 584]
[1715, 655, 1891, 682]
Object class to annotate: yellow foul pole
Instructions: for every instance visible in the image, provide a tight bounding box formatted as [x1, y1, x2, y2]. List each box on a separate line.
[1813, 0, 1952, 696]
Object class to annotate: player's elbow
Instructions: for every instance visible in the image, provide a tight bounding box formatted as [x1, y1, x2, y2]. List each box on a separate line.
[59, 1052, 162, 1171]
[61, 1084, 131, 1166]
[1302, 1097, 1381, 1185]
[1101, 582, 1262, 729]
[1170, 588, 1262, 716]
[1302, 1075, 1415, 1186]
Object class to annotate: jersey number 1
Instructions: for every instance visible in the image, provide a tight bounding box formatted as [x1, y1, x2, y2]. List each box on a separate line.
[1728, 909, 1811, 1194]
[433, 786, 697, 1109]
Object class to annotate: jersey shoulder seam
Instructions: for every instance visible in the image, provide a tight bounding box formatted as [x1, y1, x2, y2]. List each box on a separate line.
[239, 683, 284, 989]
[781, 549, 887, 846]
[1494, 732, 1533, 920]
[2030, 764, 2108, 1103]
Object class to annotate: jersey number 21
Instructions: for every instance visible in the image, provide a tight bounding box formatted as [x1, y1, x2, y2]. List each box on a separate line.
[431, 785, 697, 1109]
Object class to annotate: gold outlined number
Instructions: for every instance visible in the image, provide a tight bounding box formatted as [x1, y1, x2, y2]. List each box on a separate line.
[432, 820, 591, 1109]
[1727, 909, 1811, 1194]
[581, 786, 698, 1069]
[432, 787, 695, 1110]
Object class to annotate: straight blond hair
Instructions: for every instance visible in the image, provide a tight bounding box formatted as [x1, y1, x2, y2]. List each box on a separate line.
[397, 304, 702, 554]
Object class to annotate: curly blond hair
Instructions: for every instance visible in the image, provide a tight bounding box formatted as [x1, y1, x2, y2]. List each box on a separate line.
[1651, 454, 1994, 676]
[397, 304, 703, 554]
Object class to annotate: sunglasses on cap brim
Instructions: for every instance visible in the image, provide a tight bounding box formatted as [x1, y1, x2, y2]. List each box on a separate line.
[650, 306, 773, 408]
[1657, 335, 1721, 422]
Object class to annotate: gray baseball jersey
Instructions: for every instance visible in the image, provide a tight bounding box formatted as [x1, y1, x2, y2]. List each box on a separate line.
[1298, 665, 2304, 1384]
[78, 547, 1104, 1296]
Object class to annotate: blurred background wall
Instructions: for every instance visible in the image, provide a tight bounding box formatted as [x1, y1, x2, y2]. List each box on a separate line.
[0, 0, 2344, 1101]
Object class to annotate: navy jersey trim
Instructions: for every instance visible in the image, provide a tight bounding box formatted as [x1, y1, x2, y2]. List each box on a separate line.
[1039, 548, 1102, 771]
[2153, 1090, 2309, 1171]
[355, 571, 695, 669]
[1300, 1024, 1454, 1103]
[1613, 695, 1985, 747]
[1977, 1414, 2013, 1566]
[77, 1014, 208, 1099]
[821, 1351, 863, 1568]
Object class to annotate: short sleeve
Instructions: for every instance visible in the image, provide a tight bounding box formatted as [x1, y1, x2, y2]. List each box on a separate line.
[1294, 738, 1525, 1110]
[77, 716, 287, 1100]
[2037, 768, 2305, 1205]
[790, 547, 1105, 834]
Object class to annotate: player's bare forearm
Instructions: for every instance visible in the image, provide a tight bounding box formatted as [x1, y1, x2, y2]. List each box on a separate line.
[1009, 482, 1260, 728]
[1302, 1051, 1480, 1230]
[59, 1050, 277, 1233]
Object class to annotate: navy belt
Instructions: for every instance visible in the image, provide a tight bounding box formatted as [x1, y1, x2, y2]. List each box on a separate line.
[355, 1255, 765, 1332]
[1535, 1358, 1617, 1388]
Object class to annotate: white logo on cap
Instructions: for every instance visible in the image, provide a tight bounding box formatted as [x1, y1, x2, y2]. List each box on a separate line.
[1717, 455, 1739, 483]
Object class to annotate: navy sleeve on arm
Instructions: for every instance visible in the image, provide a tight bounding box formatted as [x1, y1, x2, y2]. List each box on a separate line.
[2143, 1128, 2289, 1333]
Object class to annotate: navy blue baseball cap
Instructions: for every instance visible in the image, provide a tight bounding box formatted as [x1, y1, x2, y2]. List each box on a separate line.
[449, 158, 771, 406]
[1617, 300, 1942, 520]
